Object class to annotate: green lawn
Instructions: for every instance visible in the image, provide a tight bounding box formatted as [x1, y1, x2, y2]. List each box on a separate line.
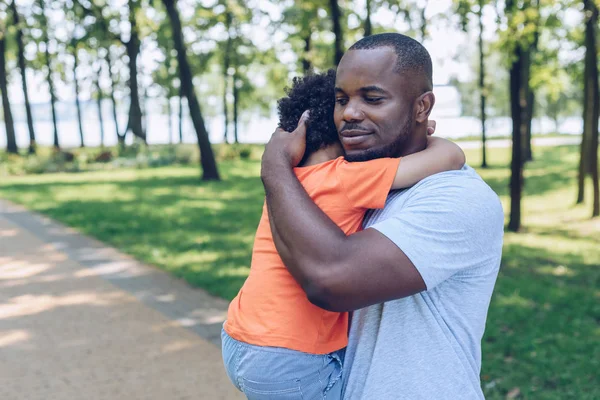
[1, 145, 598, 399]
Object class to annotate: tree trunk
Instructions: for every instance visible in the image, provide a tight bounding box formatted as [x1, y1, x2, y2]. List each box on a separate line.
[72, 46, 85, 148]
[577, 122, 589, 204]
[578, 0, 599, 206]
[524, 91, 534, 161]
[94, 64, 105, 148]
[302, 33, 312, 75]
[223, 12, 232, 144]
[329, 0, 344, 65]
[0, 37, 18, 154]
[39, 0, 60, 149]
[125, 0, 146, 143]
[233, 68, 239, 144]
[364, 0, 372, 37]
[105, 52, 125, 149]
[167, 96, 173, 145]
[508, 46, 530, 232]
[420, 0, 428, 41]
[163, 0, 220, 180]
[478, 0, 487, 168]
[583, 0, 600, 216]
[178, 86, 183, 143]
[11, 0, 36, 154]
[142, 84, 149, 135]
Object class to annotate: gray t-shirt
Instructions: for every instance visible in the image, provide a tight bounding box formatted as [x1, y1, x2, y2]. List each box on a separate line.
[342, 165, 504, 400]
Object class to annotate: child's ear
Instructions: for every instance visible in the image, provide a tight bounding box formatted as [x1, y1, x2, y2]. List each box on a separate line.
[415, 92, 435, 124]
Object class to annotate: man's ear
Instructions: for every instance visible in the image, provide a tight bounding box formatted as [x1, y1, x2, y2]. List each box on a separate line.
[415, 92, 435, 123]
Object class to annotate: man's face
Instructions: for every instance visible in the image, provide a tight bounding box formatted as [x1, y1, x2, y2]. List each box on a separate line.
[334, 48, 425, 161]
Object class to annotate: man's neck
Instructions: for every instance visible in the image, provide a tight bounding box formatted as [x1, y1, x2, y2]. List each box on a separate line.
[300, 143, 344, 167]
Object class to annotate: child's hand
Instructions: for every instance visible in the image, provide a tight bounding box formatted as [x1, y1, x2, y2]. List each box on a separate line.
[427, 120, 436, 136]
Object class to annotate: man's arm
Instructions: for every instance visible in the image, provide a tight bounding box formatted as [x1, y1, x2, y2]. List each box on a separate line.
[262, 115, 426, 312]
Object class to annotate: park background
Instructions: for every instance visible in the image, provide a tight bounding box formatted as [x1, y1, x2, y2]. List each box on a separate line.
[0, 0, 599, 399]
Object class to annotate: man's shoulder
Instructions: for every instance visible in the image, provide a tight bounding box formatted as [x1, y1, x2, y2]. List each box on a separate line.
[381, 165, 503, 224]
[389, 165, 498, 202]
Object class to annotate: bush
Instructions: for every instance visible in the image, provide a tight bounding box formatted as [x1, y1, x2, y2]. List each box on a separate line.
[217, 144, 257, 162]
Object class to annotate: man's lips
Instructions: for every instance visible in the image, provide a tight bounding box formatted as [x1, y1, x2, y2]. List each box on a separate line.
[340, 130, 372, 146]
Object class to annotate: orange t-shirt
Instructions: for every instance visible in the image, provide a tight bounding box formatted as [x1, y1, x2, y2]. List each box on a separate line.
[224, 156, 401, 354]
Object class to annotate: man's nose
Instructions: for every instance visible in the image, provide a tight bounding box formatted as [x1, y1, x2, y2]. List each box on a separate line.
[342, 100, 365, 122]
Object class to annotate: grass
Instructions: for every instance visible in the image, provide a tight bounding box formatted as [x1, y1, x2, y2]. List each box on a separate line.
[1, 145, 599, 399]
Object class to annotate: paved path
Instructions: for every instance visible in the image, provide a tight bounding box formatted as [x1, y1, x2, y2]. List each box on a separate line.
[0, 199, 244, 400]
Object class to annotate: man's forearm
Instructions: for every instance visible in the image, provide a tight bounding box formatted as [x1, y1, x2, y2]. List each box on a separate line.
[262, 159, 348, 297]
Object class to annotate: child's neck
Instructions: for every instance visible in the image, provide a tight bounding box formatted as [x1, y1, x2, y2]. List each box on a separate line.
[299, 142, 344, 167]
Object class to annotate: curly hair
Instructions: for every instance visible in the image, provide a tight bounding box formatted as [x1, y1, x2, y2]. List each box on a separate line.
[277, 69, 339, 162]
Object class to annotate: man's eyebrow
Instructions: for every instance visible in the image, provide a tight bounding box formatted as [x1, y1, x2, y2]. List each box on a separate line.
[359, 86, 388, 94]
[334, 87, 345, 94]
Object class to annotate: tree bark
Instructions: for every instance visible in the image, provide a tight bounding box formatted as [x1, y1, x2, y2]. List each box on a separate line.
[329, 0, 344, 65]
[478, 0, 487, 168]
[0, 37, 18, 154]
[124, 0, 146, 143]
[583, 0, 600, 216]
[178, 85, 183, 143]
[39, 0, 60, 150]
[364, 0, 372, 37]
[94, 64, 105, 148]
[420, 0, 428, 41]
[524, 91, 534, 161]
[11, 0, 36, 154]
[105, 51, 125, 148]
[233, 68, 239, 144]
[508, 46, 530, 232]
[167, 96, 173, 145]
[163, 0, 220, 180]
[302, 33, 312, 75]
[72, 45, 85, 148]
[223, 12, 232, 144]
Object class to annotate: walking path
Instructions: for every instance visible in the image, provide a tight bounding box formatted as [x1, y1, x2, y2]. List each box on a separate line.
[0, 199, 243, 400]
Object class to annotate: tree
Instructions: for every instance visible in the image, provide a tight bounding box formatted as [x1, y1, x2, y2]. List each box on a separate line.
[456, 0, 492, 168]
[329, 0, 344, 64]
[0, 12, 17, 154]
[365, 0, 373, 36]
[123, 0, 146, 143]
[579, 0, 599, 216]
[93, 59, 106, 147]
[36, 0, 60, 150]
[501, 0, 541, 232]
[162, 0, 220, 180]
[10, 0, 36, 154]
[70, 40, 86, 147]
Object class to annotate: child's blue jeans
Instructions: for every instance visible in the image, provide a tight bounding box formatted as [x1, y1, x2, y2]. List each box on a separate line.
[221, 328, 345, 400]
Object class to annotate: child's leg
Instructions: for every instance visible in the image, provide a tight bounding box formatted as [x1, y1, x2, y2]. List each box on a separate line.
[222, 329, 344, 400]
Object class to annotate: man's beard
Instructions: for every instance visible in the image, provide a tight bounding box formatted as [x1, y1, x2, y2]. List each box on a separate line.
[344, 115, 414, 162]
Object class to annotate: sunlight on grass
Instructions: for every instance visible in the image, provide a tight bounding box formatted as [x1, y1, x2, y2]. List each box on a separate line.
[1, 145, 599, 398]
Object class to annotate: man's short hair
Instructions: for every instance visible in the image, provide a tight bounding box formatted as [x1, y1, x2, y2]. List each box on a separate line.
[349, 33, 433, 90]
[277, 69, 338, 162]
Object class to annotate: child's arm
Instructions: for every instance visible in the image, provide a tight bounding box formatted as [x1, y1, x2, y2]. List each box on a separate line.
[392, 137, 465, 189]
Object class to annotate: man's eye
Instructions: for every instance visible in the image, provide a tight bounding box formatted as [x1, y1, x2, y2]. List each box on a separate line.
[365, 97, 382, 103]
[336, 98, 348, 105]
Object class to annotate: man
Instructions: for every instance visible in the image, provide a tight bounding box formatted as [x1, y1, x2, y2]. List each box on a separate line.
[261, 33, 504, 399]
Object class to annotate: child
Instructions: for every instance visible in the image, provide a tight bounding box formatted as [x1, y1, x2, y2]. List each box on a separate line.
[222, 69, 465, 400]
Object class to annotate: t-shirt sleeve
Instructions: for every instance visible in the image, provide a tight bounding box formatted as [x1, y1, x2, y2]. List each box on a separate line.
[369, 172, 505, 290]
[336, 157, 401, 210]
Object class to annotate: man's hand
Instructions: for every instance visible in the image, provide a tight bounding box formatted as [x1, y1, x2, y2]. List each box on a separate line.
[262, 111, 309, 178]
